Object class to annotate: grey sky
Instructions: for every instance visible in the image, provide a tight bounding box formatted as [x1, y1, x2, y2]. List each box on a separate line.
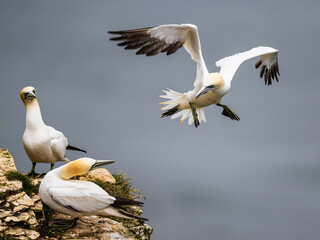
[1, 1, 320, 239]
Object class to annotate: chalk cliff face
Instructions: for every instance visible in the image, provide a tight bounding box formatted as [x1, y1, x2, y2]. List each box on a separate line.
[0, 149, 152, 240]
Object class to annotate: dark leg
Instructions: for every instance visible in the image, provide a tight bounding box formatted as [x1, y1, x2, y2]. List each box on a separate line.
[189, 103, 200, 128]
[216, 103, 240, 121]
[50, 163, 54, 171]
[27, 162, 36, 177]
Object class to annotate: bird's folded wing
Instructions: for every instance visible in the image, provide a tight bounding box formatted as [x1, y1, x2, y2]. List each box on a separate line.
[216, 46, 279, 86]
[109, 23, 208, 88]
[47, 126, 68, 160]
[49, 185, 115, 212]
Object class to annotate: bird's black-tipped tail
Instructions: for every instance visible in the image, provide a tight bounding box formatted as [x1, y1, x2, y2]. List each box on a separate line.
[105, 206, 148, 221]
[66, 144, 87, 153]
[113, 197, 144, 207]
[160, 105, 180, 118]
[108, 197, 148, 221]
[117, 207, 148, 221]
[159, 89, 206, 127]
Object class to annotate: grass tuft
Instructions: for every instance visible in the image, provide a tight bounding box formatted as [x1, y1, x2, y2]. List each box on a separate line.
[5, 171, 38, 196]
[93, 170, 145, 200]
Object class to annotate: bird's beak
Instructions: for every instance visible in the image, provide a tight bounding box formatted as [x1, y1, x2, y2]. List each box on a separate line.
[24, 92, 36, 100]
[91, 160, 115, 170]
[195, 85, 215, 99]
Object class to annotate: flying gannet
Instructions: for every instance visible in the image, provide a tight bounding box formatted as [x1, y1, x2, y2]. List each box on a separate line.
[20, 86, 87, 176]
[109, 24, 280, 127]
[39, 157, 147, 227]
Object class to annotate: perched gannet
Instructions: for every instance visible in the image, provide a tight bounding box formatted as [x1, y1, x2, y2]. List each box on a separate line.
[109, 24, 280, 127]
[39, 157, 147, 223]
[20, 86, 87, 176]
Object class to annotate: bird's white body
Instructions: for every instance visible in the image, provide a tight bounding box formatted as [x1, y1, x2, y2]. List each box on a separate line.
[40, 167, 116, 217]
[110, 24, 280, 127]
[39, 158, 145, 220]
[22, 93, 68, 165]
[20, 86, 86, 174]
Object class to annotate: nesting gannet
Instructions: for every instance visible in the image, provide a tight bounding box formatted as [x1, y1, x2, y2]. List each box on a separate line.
[109, 24, 280, 127]
[20, 86, 87, 176]
[39, 157, 147, 224]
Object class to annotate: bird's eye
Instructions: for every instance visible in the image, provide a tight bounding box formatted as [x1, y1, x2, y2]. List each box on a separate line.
[32, 89, 36, 94]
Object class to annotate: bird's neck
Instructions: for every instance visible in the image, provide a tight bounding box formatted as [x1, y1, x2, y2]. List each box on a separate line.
[25, 99, 45, 129]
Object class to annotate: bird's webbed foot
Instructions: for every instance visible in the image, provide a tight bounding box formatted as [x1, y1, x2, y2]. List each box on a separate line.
[216, 103, 240, 121]
[189, 103, 200, 128]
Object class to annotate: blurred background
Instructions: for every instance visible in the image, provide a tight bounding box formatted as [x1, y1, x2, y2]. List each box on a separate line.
[1, 1, 320, 239]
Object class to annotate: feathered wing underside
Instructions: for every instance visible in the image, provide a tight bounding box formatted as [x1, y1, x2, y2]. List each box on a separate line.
[109, 23, 208, 88]
[216, 46, 280, 86]
[49, 183, 115, 212]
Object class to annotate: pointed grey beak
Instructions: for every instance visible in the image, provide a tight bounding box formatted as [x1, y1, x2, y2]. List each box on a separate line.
[91, 160, 115, 170]
[24, 92, 36, 100]
[195, 85, 215, 99]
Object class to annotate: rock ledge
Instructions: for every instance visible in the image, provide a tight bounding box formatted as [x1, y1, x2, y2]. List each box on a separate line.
[0, 148, 152, 240]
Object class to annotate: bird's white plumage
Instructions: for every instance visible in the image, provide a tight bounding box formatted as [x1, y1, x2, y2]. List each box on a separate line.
[40, 163, 114, 217]
[20, 86, 85, 173]
[39, 158, 145, 220]
[22, 102, 69, 164]
[47, 126, 68, 160]
[49, 181, 115, 213]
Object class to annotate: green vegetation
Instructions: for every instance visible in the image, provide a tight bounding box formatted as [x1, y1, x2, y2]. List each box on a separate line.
[92, 170, 149, 240]
[93, 170, 145, 200]
[5, 171, 38, 196]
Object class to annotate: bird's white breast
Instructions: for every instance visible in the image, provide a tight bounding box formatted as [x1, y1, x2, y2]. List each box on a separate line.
[39, 171, 74, 215]
[23, 126, 57, 164]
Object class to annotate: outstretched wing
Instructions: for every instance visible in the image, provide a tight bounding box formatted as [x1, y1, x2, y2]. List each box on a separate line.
[216, 46, 280, 86]
[109, 24, 208, 88]
[49, 181, 115, 213]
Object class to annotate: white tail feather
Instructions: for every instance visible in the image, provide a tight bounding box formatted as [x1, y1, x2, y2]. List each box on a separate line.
[179, 109, 191, 123]
[159, 89, 206, 125]
[61, 157, 70, 162]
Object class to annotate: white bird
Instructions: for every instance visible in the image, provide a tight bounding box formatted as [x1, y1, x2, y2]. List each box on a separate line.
[109, 24, 280, 127]
[20, 86, 87, 176]
[39, 157, 147, 226]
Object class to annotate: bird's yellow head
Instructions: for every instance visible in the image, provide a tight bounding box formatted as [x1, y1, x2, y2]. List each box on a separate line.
[60, 157, 115, 180]
[203, 73, 224, 88]
[20, 86, 37, 105]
